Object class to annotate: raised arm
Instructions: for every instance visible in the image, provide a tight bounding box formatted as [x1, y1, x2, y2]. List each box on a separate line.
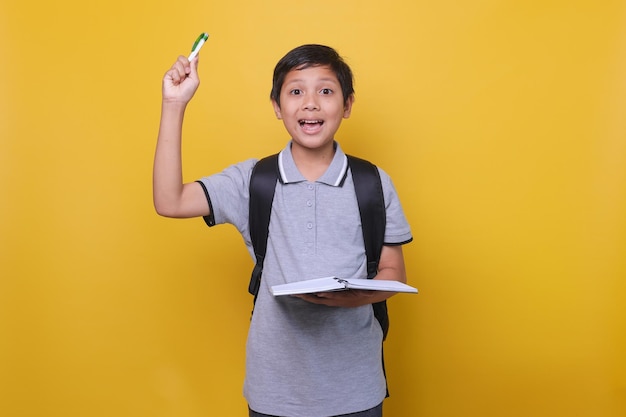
[153, 56, 209, 218]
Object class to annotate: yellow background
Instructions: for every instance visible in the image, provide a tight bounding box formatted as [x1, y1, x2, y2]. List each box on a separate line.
[1, 0, 625, 416]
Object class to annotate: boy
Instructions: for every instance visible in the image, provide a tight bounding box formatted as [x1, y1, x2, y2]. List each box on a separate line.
[153, 44, 412, 417]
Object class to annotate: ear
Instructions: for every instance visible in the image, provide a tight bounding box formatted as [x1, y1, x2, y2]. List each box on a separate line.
[271, 100, 283, 120]
[343, 94, 355, 118]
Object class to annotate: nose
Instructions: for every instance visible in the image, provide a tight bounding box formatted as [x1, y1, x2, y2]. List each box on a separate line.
[302, 95, 320, 111]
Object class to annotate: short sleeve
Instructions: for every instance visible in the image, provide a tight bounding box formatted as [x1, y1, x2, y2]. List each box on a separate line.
[377, 167, 413, 245]
[196, 158, 258, 239]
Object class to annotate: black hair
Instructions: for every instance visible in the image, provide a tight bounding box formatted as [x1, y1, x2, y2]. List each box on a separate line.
[270, 44, 354, 107]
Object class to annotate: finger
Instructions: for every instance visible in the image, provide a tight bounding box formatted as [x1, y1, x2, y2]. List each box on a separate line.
[189, 55, 200, 78]
[170, 58, 187, 78]
[293, 294, 319, 303]
[179, 55, 200, 85]
[176, 55, 192, 75]
[164, 67, 179, 86]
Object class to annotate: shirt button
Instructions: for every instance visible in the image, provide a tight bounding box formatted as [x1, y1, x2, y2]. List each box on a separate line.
[307, 222, 313, 229]
[306, 200, 313, 207]
[307, 185, 314, 190]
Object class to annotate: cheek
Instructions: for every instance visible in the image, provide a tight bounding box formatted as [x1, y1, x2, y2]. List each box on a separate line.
[279, 101, 300, 116]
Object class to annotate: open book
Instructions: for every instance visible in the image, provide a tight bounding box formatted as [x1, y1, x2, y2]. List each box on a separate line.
[271, 277, 418, 296]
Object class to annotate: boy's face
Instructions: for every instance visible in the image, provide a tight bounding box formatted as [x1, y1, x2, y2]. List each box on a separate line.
[272, 65, 354, 153]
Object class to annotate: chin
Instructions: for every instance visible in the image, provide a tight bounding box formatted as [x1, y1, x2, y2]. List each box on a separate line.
[291, 137, 335, 151]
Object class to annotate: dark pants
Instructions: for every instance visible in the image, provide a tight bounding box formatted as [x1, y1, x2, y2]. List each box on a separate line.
[249, 402, 383, 417]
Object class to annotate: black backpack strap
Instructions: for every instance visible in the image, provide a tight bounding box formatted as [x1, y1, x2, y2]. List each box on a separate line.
[347, 155, 389, 340]
[347, 155, 386, 279]
[248, 154, 279, 301]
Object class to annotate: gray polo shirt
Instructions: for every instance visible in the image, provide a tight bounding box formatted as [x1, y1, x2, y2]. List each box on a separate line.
[198, 141, 412, 417]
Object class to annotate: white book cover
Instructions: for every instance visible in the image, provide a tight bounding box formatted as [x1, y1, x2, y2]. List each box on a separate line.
[271, 277, 418, 296]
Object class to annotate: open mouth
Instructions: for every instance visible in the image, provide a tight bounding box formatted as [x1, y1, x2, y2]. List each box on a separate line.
[298, 119, 324, 134]
[299, 119, 324, 129]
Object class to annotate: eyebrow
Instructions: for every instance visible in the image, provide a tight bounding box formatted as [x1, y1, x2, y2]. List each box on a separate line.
[284, 77, 340, 85]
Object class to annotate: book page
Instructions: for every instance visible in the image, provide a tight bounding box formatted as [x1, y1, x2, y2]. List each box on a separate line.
[271, 277, 417, 296]
[270, 277, 345, 296]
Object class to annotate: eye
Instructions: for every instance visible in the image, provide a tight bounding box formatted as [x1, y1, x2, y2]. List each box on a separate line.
[290, 89, 302, 95]
[320, 88, 333, 95]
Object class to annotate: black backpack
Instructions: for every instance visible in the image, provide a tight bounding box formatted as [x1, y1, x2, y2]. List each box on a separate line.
[247, 153, 391, 340]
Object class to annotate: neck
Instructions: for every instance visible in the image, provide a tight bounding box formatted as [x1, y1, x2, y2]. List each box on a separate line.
[291, 141, 336, 181]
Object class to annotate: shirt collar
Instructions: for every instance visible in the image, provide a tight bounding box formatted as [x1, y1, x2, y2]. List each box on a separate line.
[277, 141, 349, 186]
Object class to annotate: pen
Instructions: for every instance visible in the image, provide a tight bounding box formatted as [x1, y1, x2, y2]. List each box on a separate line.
[188, 32, 209, 61]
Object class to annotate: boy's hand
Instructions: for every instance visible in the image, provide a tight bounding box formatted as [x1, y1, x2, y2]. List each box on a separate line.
[162, 56, 200, 104]
[294, 290, 387, 308]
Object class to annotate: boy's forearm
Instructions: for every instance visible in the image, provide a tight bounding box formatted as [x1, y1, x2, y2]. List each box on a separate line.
[153, 101, 187, 216]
